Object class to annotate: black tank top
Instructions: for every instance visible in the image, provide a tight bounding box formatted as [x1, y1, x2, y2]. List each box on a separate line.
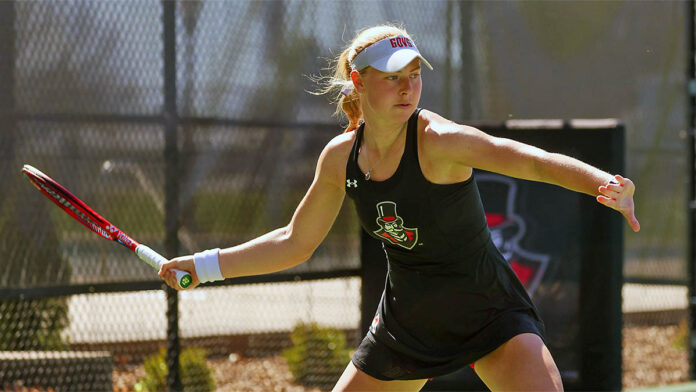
[345, 108, 541, 360]
[345, 108, 492, 269]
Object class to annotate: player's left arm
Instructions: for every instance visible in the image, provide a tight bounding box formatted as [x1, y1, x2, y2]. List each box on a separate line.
[429, 120, 640, 232]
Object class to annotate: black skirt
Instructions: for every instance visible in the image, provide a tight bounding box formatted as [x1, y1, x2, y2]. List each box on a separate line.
[351, 240, 546, 381]
[352, 309, 545, 381]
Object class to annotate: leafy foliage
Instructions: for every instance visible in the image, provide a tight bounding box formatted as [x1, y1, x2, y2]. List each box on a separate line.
[136, 347, 215, 392]
[282, 322, 351, 390]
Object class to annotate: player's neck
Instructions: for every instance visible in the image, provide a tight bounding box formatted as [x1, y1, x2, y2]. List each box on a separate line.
[362, 118, 408, 156]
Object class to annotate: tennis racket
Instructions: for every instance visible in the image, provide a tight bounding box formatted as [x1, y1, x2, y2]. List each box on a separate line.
[22, 164, 192, 289]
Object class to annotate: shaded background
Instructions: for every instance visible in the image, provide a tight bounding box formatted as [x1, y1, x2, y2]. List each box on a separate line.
[0, 1, 689, 390]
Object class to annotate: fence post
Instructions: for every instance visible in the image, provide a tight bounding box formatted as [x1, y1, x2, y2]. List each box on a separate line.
[0, 1, 15, 168]
[162, 1, 182, 391]
[686, 0, 696, 381]
[577, 125, 624, 390]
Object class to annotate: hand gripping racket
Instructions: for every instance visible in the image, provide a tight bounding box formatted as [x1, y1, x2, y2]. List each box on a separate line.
[22, 164, 192, 289]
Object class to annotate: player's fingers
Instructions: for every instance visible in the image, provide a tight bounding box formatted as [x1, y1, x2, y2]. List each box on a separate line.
[615, 175, 636, 193]
[598, 175, 640, 232]
[159, 256, 186, 276]
[160, 270, 182, 290]
[599, 192, 640, 232]
[596, 195, 615, 206]
[158, 256, 198, 290]
[598, 185, 620, 196]
[158, 262, 172, 278]
[158, 257, 176, 275]
[605, 183, 623, 193]
[159, 267, 182, 290]
[162, 270, 178, 290]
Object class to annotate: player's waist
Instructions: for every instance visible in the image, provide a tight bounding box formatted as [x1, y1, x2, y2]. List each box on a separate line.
[383, 226, 492, 272]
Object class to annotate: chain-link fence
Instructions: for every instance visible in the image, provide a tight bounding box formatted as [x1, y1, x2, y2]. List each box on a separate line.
[0, 1, 690, 390]
[0, 1, 463, 390]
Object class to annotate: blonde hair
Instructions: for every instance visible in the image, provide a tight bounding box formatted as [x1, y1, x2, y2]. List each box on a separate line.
[313, 24, 414, 133]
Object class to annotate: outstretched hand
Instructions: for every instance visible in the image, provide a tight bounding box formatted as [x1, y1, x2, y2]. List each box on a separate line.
[159, 255, 200, 290]
[596, 174, 640, 232]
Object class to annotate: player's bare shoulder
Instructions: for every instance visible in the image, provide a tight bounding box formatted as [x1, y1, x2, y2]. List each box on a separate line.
[322, 131, 355, 167]
[417, 109, 479, 156]
[316, 131, 356, 189]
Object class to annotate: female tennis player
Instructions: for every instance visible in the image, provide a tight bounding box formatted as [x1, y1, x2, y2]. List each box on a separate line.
[160, 24, 639, 391]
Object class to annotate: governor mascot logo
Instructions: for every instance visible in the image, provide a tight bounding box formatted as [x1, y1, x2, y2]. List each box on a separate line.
[373, 201, 418, 250]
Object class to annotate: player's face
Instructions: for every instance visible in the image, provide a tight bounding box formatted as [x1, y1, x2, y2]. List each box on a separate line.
[359, 59, 422, 121]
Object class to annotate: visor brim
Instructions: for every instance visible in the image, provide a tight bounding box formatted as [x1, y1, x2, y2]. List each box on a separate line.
[367, 49, 433, 73]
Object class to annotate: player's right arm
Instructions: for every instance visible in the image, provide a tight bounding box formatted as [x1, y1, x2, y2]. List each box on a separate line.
[159, 133, 353, 289]
[217, 134, 350, 278]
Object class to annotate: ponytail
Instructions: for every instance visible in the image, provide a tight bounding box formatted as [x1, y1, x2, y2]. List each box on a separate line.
[341, 92, 362, 133]
[336, 49, 362, 133]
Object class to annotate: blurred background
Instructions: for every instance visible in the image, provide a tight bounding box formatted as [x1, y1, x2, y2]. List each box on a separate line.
[0, 1, 690, 391]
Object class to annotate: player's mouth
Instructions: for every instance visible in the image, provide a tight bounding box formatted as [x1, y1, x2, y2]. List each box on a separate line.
[395, 103, 412, 108]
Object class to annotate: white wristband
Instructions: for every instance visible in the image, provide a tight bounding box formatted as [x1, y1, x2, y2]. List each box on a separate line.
[193, 248, 224, 283]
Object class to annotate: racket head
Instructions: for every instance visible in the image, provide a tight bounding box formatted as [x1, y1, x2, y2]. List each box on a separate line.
[22, 164, 114, 241]
[21, 164, 186, 286]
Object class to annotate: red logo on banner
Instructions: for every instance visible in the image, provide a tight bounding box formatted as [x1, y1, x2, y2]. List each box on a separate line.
[480, 175, 550, 297]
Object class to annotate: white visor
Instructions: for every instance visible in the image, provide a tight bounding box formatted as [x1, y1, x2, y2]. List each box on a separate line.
[351, 35, 433, 73]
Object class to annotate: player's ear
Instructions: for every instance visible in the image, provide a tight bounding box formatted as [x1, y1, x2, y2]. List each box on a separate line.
[351, 70, 365, 93]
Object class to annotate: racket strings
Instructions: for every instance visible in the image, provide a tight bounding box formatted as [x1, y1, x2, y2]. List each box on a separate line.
[36, 179, 111, 239]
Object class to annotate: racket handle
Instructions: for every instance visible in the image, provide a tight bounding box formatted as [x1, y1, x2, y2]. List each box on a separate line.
[135, 244, 192, 289]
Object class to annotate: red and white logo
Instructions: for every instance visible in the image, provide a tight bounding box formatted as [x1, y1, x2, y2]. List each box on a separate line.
[478, 174, 550, 297]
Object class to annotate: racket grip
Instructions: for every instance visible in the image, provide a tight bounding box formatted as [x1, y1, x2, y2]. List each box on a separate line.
[135, 244, 192, 289]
